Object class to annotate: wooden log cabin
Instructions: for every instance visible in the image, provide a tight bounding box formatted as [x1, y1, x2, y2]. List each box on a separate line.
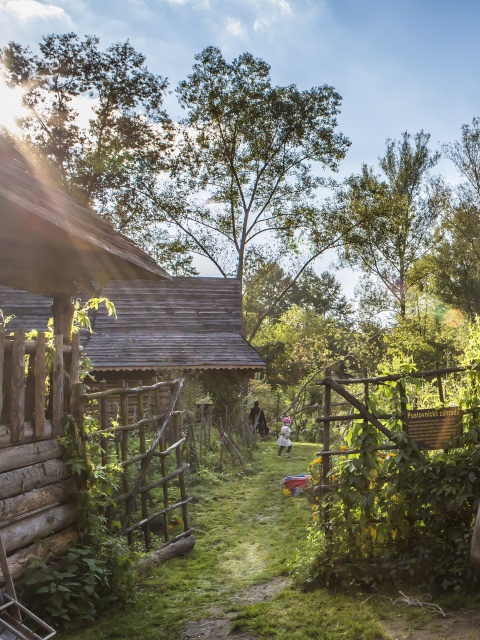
[0, 135, 171, 583]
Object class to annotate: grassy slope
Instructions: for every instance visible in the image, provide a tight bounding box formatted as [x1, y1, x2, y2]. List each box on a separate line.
[61, 442, 391, 640]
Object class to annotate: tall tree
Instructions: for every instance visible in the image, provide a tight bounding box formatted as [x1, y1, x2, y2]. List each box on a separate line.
[146, 47, 350, 338]
[328, 131, 442, 317]
[431, 118, 480, 317]
[243, 263, 350, 339]
[0, 33, 187, 265]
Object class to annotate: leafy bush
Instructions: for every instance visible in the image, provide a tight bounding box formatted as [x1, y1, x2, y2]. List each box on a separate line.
[16, 540, 134, 630]
[297, 352, 480, 592]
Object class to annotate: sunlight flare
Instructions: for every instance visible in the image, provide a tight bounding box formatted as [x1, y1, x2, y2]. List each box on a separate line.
[0, 78, 27, 133]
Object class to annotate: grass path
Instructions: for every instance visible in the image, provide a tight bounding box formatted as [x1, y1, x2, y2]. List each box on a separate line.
[60, 442, 406, 639]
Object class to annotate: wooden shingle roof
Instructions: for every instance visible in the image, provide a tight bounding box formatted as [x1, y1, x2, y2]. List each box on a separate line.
[0, 135, 170, 296]
[0, 278, 266, 371]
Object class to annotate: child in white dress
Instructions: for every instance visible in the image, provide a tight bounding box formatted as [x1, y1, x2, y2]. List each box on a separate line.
[277, 416, 292, 458]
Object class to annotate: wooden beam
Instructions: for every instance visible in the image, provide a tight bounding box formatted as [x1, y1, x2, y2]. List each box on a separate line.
[317, 365, 466, 386]
[52, 295, 74, 344]
[322, 376, 395, 441]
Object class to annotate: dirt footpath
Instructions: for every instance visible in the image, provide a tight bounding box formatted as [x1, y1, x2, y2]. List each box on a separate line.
[180, 578, 289, 640]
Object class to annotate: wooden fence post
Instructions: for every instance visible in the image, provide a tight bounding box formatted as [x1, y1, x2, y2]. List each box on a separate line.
[138, 379, 151, 549]
[120, 380, 129, 491]
[397, 378, 407, 431]
[322, 367, 331, 487]
[153, 378, 169, 543]
[34, 332, 46, 439]
[174, 413, 190, 533]
[363, 367, 369, 434]
[52, 333, 64, 435]
[11, 327, 25, 444]
[100, 380, 108, 466]
[436, 361, 445, 404]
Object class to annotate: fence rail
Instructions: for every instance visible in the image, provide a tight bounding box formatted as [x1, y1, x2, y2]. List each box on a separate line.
[73, 377, 193, 551]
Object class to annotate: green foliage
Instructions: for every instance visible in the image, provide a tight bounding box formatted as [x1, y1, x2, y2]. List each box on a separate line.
[15, 416, 135, 630]
[16, 542, 132, 630]
[328, 131, 443, 318]
[297, 352, 480, 592]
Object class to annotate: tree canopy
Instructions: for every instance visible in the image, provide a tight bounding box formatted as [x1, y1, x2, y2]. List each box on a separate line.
[328, 131, 442, 317]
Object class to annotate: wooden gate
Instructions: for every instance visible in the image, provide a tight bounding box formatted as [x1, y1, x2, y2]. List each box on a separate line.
[315, 364, 466, 488]
[72, 377, 194, 551]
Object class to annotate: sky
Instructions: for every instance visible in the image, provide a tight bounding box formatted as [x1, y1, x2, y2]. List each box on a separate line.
[1, 0, 479, 294]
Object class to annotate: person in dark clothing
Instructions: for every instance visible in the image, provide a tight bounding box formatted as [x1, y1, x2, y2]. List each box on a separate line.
[249, 400, 268, 441]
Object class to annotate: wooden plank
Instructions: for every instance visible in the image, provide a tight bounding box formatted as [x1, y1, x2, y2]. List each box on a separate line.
[52, 333, 64, 434]
[126, 497, 193, 534]
[316, 413, 392, 423]
[10, 327, 25, 443]
[83, 379, 178, 400]
[120, 438, 186, 467]
[96, 412, 167, 433]
[34, 332, 46, 438]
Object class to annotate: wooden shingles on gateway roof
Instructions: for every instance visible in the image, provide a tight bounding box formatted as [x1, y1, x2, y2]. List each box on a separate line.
[84, 278, 266, 371]
[0, 135, 170, 296]
[0, 279, 266, 371]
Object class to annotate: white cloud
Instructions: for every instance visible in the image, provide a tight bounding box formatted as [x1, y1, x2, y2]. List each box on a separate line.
[0, 0, 71, 21]
[225, 16, 248, 41]
[158, 0, 211, 7]
[252, 0, 293, 31]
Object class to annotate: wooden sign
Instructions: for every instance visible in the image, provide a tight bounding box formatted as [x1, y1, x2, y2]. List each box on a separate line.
[405, 407, 463, 450]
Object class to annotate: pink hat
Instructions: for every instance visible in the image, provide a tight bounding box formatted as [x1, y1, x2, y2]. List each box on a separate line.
[283, 416, 291, 425]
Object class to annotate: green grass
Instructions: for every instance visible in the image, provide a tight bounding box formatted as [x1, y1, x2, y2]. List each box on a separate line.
[58, 442, 405, 639]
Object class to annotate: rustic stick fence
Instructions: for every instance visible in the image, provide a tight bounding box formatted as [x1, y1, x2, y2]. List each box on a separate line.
[0, 326, 81, 447]
[314, 364, 467, 495]
[72, 377, 194, 551]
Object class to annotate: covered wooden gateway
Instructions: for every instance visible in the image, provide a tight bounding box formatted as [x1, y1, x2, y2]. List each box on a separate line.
[0, 135, 170, 584]
[0, 278, 265, 374]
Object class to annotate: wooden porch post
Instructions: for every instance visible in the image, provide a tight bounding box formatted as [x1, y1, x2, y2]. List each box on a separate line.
[52, 295, 74, 345]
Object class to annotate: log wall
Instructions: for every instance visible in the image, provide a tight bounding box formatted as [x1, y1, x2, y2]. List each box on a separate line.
[0, 437, 76, 587]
